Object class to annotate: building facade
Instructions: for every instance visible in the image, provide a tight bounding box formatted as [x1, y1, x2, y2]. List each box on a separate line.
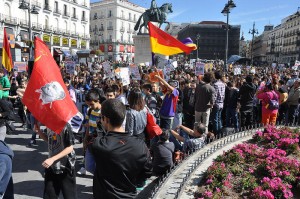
[266, 11, 300, 65]
[90, 0, 145, 62]
[0, 0, 90, 63]
[177, 21, 240, 61]
[252, 25, 273, 64]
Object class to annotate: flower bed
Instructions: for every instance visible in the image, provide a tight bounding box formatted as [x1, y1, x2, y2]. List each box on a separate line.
[196, 126, 300, 199]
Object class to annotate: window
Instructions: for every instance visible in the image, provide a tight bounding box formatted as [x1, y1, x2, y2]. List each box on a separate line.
[63, 4, 67, 15]
[73, 7, 76, 18]
[129, 13, 131, 20]
[45, 0, 49, 6]
[54, 1, 58, 11]
[82, 11, 85, 20]
[134, 14, 136, 21]
[121, 10, 124, 18]
[108, 10, 112, 17]
[121, 34, 123, 41]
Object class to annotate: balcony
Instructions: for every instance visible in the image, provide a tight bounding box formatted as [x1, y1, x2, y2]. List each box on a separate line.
[63, 12, 70, 18]
[32, 22, 43, 30]
[44, 25, 52, 33]
[31, 0, 41, 8]
[107, 26, 113, 30]
[120, 27, 125, 32]
[81, 17, 88, 23]
[53, 27, 62, 34]
[71, 14, 78, 20]
[82, 1, 88, 7]
[99, 27, 104, 31]
[43, 4, 52, 12]
[72, 0, 78, 3]
[53, 9, 61, 16]
[127, 29, 133, 33]
[71, 31, 79, 37]
[1, 15, 17, 25]
[62, 30, 70, 36]
[19, 19, 29, 28]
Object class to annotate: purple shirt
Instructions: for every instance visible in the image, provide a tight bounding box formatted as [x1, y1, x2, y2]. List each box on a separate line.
[160, 89, 179, 117]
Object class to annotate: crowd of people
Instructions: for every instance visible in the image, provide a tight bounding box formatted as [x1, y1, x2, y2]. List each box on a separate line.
[0, 59, 300, 198]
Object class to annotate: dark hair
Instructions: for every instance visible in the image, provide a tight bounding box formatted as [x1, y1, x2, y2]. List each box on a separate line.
[266, 82, 274, 91]
[101, 99, 126, 127]
[214, 71, 222, 80]
[194, 123, 206, 135]
[105, 87, 115, 94]
[159, 129, 170, 142]
[246, 75, 253, 83]
[142, 84, 152, 92]
[85, 90, 100, 102]
[128, 88, 145, 111]
[63, 78, 70, 84]
[0, 68, 4, 74]
[203, 72, 213, 83]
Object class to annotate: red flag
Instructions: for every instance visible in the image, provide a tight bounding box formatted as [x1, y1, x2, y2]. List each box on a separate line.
[2, 28, 13, 72]
[22, 37, 82, 134]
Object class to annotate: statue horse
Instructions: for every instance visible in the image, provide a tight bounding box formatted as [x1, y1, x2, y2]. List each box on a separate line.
[134, 3, 173, 34]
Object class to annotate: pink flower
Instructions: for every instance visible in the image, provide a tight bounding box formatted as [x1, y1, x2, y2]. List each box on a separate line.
[206, 178, 213, 184]
[203, 190, 213, 198]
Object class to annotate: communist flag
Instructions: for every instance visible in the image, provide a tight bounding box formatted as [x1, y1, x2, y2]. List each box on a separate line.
[2, 28, 13, 72]
[148, 22, 195, 56]
[22, 37, 82, 134]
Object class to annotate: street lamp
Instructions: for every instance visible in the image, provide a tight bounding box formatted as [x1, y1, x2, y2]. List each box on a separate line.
[19, 0, 39, 61]
[221, 0, 236, 72]
[248, 22, 259, 66]
[196, 33, 200, 61]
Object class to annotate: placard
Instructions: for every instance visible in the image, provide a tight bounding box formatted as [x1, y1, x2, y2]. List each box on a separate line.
[272, 63, 277, 69]
[195, 62, 205, 76]
[149, 70, 164, 82]
[119, 67, 130, 86]
[62, 38, 69, 45]
[129, 64, 141, 80]
[103, 62, 113, 78]
[14, 62, 27, 72]
[71, 39, 77, 47]
[65, 61, 76, 74]
[234, 67, 241, 75]
[43, 34, 50, 43]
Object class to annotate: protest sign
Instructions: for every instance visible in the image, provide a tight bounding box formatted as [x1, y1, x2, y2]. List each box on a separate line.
[65, 61, 76, 74]
[205, 63, 213, 71]
[119, 67, 130, 86]
[149, 70, 164, 82]
[234, 67, 241, 75]
[129, 64, 141, 80]
[272, 63, 277, 69]
[195, 62, 205, 76]
[14, 62, 27, 72]
[103, 62, 113, 78]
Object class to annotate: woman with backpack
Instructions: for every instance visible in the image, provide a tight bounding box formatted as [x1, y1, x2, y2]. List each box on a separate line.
[256, 82, 280, 125]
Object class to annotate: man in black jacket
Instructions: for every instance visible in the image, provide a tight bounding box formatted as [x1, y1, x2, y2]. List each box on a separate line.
[90, 99, 152, 199]
[239, 75, 257, 128]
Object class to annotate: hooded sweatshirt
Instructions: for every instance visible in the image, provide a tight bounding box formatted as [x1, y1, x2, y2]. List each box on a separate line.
[239, 82, 257, 110]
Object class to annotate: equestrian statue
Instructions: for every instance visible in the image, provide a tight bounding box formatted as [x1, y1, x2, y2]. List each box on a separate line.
[134, 0, 173, 34]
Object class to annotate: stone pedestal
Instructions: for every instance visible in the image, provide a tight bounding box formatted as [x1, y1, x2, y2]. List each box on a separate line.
[133, 34, 152, 65]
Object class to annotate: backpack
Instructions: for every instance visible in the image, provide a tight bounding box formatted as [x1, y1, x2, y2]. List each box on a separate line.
[266, 91, 279, 110]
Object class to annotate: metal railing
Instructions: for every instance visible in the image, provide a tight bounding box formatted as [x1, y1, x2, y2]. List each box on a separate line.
[63, 12, 70, 17]
[2, 14, 18, 25]
[32, 22, 43, 30]
[43, 4, 52, 11]
[53, 9, 61, 15]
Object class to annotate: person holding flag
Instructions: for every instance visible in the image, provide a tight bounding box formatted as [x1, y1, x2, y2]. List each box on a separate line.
[22, 36, 83, 198]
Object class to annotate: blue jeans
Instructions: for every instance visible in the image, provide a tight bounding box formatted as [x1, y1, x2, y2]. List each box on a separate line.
[169, 129, 190, 151]
[226, 108, 239, 129]
[160, 117, 174, 130]
[85, 148, 95, 174]
[211, 107, 223, 134]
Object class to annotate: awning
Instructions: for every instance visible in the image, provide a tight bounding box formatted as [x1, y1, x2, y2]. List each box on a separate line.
[76, 50, 90, 58]
[54, 48, 63, 55]
[61, 50, 71, 57]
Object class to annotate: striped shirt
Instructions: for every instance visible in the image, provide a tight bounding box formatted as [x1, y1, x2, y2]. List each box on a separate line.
[86, 108, 101, 135]
[213, 80, 226, 109]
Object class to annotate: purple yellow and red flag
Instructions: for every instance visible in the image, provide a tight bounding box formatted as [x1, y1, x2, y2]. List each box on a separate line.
[2, 28, 13, 72]
[148, 22, 195, 56]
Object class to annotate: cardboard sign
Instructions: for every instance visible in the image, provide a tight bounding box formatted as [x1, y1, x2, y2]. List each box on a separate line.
[103, 62, 113, 79]
[195, 62, 205, 76]
[234, 67, 241, 75]
[65, 61, 76, 74]
[149, 70, 164, 82]
[129, 64, 141, 80]
[119, 67, 130, 86]
[14, 62, 27, 72]
[272, 63, 277, 68]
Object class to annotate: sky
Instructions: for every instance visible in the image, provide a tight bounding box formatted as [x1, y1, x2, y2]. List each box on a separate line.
[90, 0, 298, 40]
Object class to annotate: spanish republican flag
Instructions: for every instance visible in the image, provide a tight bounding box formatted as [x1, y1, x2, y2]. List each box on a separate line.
[148, 22, 194, 56]
[22, 37, 83, 134]
[2, 28, 13, 72]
